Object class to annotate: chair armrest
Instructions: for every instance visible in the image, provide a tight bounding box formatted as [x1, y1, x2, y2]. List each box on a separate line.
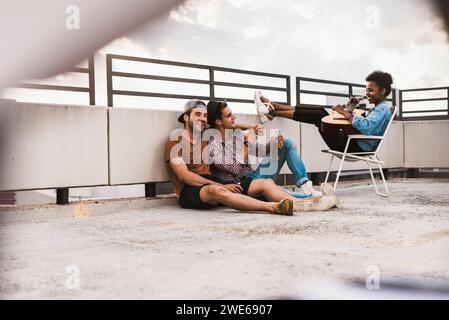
[348, 134, 383, 140]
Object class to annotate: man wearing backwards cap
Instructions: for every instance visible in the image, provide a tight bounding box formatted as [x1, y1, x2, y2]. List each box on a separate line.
[164, 99, 294, 215]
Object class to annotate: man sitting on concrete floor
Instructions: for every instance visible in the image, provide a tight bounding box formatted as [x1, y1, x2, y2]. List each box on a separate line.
[213, 103, 326, 198]
[164, 99, 337, 215]
[165, 99, 293, 215]
[205, 100, 337, 211]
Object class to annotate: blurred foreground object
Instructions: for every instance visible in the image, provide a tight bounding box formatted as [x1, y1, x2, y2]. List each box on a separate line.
[434, 0, 449, 32]
[0, 0, 183, 88]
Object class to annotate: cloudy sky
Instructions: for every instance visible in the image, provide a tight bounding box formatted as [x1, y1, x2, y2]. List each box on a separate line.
[3, 0, 449, 111]
[117, 0, 449, 85]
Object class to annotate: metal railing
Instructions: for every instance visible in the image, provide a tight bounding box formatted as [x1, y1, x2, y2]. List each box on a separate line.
[106, 54, 291, 107]
[296, 76, 397, 116]
[399, 87, 449, 121]
[10, 57, 96, 105]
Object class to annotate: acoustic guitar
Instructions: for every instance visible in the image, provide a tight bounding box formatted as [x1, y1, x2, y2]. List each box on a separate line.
[321, 108, 365, 136]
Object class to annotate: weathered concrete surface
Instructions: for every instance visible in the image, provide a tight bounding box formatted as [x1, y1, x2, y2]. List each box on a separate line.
[1, 179, 448, 299]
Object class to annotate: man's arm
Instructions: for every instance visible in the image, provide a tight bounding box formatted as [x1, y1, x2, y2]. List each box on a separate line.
[235, 123, 264, 135]
[168, 157, 220, 186]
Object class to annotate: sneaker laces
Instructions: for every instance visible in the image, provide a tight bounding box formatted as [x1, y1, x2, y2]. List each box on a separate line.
[301, 182, 315, 194]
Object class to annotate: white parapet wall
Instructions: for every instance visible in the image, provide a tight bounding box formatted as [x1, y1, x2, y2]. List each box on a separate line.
[404, 120, 449, 168]
[0, 103, 448, 192]
[108, 108, 180, 185]
[0, 101, 108, 191]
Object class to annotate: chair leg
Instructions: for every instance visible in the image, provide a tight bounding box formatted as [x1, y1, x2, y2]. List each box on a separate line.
[324, 155, 334, 184]
[333, 154, 346, 191]
[377, 162, 389, 197]
[367, 161, 380, 195]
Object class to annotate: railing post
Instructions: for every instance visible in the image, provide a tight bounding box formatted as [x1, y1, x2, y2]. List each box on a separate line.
[399, 90, 403, 120]
[296, 77, 300, 107]
[106, 54, 113, 107]
[145, 183, 156, 198]
[56, 188, 69, 205]
[447, 88, 449, 119]
[209, 69, 215, 100]
[392, 88, 397, 108]
[286, 76, 291, 105]
[88, 56, 96, 105]
[349, 84, 353, 97]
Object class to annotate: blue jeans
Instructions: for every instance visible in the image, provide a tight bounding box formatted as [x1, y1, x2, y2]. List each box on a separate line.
[248, 137, 311, 198]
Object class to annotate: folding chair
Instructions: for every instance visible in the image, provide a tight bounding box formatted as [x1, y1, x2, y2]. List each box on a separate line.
[322, 106, 397, 197]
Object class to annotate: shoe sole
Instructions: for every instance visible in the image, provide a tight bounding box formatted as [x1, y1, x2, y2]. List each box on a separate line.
[320, 183, 341, 208]
[294, 195, 337, 212]
[254, 91, 269, 123]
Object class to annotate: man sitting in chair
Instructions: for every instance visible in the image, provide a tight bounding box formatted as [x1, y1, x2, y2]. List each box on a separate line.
[255, 70, 393, 153]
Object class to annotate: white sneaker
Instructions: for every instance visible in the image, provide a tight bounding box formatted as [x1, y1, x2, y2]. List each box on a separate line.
[254, 91, 271, 123]
[320, 183, 340, 208]
[298, 180, 322, 197]
[294, 195, 338, 212]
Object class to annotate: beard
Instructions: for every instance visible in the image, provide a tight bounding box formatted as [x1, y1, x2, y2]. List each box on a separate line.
[187, 120, 205, 134]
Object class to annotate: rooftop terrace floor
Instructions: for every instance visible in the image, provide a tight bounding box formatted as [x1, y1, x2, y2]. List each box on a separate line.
[1, 178, 448, 299]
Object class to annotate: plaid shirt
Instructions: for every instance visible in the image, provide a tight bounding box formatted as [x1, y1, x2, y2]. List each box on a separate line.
[207, 130, 271, 183]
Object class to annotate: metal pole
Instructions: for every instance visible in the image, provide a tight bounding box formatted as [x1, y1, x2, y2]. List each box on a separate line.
[296, 77, 300, 106]
[286, 76, 291, 105]
[56, 188, 69, 205]
[447, 88, 449, 119]
[145, 183, 156, 198]
[88, 56, 95, 105]
[106, 54, 113, 107]
[209, 69, 215, 100]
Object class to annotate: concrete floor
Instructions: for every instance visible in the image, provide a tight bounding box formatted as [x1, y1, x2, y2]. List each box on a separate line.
[1, 178, 449, 299]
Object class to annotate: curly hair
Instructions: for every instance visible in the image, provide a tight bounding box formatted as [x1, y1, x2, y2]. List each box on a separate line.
[366, 71, 394, 97]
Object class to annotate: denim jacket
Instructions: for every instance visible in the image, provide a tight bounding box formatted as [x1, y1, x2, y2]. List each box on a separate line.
[352, 100, 392, 151]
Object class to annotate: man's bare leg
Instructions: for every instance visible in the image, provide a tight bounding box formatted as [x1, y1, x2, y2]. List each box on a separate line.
[199, 185, 284, 214]
[247, 178, 293, 202]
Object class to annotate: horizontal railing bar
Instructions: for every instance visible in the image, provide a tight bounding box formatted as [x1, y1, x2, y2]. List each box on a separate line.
[300, 90, 393, 102]
[401, 86, 449, 92]
[401, 115, 449, 121]
[297, 76, 365, 88]
[113, 90, 210, 101]
[112, 71, 210, 85]
[213, 81, 287, 91]
[111, 72, 287, 91]
[402, 98, 448, 102]
[299, 90, 351, 98]
[12, 83, 90, 92]
[112, 90, 287, 104]
[107, 54, 289, 79]
[402, 109, 448, 114]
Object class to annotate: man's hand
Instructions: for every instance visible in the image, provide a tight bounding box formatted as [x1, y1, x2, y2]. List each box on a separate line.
[252, 124, 264, 136]
[333, 104, 346, 114]
[277, 134, 284, 149]
[223, 183, 243, 194]
[333, 104, 353, 120]
[346, 96, 359, 107]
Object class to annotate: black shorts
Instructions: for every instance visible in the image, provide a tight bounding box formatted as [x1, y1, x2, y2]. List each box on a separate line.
[178, 176, 255, 210]
[178, 184, 214, 210]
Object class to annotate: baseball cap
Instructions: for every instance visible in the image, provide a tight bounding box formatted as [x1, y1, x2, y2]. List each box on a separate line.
[178, 99, 207, 123]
